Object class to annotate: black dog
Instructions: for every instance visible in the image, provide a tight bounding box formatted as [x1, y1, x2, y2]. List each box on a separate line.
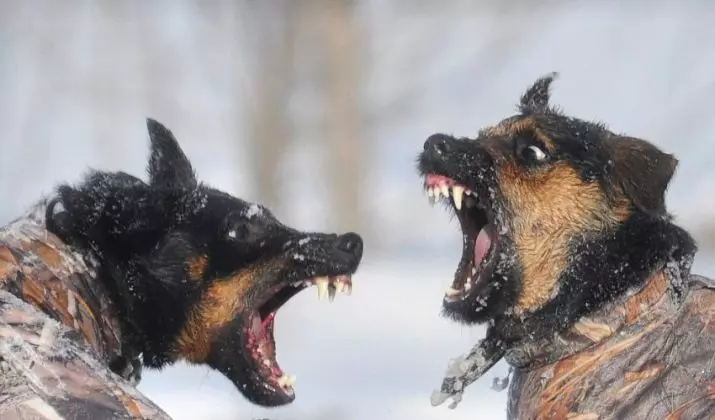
[43, 119, 363, 408]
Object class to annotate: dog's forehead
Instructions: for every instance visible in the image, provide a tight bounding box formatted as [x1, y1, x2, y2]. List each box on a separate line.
[479, 113, 605, 151]
[200, 189, 276, 223]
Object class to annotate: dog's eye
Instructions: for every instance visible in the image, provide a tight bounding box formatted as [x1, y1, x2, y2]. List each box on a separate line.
[525, 145, 547, 161]
[226, 221, 251, 241]
[516, 142, 550, 164]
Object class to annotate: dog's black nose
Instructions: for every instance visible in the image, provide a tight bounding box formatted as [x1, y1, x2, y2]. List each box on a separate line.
[423, 133, 452, 156]
[335, 232, 363, 260]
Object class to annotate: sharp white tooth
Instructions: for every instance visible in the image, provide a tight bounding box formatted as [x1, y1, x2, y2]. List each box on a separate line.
[277, 375, 289, 387]
[427, 188, 434, 198]
[440, 184, 450, 199]
[471, 267, 477, 275]
[344, 281, 352, 295]
[263, 359, 271, 367]
[286, 375, 297, 387]
[465, 189, 472, 196]
[316, 277, 329, 300]
[334, 280, 344, 294]
[465, 281, 472, 291]
[445, 287, 461, 297]
[433, 186, 442, 200]
[328, 284, 336, 302]
[452, 185, 464, 210]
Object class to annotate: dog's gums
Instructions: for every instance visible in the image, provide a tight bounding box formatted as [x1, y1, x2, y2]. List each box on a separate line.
[245, 275, 353, 394]
[424, 174, 497, 304]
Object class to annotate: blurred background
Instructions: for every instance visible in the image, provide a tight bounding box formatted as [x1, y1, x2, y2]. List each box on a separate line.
[1, 1, 714, 419]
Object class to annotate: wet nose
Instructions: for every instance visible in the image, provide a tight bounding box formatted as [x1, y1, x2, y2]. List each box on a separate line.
[335, 232, 363, 261]
[423, 133, 453, 156]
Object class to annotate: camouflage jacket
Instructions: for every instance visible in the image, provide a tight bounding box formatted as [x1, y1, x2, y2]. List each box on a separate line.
[0, 201, 172, 419]
[505, 269, 715, 420]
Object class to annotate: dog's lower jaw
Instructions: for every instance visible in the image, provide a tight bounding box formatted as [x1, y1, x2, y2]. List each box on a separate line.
[433, 214, 698, 409]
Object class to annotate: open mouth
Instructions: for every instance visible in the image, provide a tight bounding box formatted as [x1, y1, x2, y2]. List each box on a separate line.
[423, 173, 498, 303]
[245, 274, 353, 398]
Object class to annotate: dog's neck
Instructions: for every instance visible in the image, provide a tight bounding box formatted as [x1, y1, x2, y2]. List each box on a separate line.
[504, 266, 689, 370]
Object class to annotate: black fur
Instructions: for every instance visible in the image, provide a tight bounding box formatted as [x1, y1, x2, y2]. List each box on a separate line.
[417, 74, 697, 349]
[45, 118, 364, 407]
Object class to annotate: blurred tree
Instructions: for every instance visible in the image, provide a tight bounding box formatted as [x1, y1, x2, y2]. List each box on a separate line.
[139, 1, 184, 146]
[321, 0, 363, 235]
[243, 0, 299, 213]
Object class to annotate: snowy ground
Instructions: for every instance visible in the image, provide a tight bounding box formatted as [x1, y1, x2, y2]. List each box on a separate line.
[137, 254, 715, 420]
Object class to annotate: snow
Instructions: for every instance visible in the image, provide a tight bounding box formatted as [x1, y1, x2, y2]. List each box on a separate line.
[244, 204, 263, 219]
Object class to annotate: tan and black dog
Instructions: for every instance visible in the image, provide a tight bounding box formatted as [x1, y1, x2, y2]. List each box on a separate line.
[0, 119, 363, 419]
[419, 74, 715, 419]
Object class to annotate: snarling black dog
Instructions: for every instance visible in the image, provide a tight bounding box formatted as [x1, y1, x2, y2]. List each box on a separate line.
[45, 119, 363, 407]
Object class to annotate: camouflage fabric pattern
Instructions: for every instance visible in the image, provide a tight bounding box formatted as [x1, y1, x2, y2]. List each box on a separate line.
[506, 270, 715, 420]
[0, 200, 172, 419]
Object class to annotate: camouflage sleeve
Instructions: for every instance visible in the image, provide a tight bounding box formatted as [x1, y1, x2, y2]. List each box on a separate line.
[0, 291, 172, 419]
[507, 274, 715, 420]
[0, 204, 173, 420]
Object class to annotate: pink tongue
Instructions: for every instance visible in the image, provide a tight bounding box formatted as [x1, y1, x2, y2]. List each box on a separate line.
[474, 228, 492, 266]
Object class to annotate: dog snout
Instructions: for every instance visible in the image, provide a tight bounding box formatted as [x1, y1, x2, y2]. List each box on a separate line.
[423, 133, 455, 158]
[334, 232, 363, 262]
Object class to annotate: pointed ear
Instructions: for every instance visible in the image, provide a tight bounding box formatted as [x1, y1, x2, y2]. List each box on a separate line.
[604, 136, 677, 217]
[519, 72, 559, 114]
[146, 118, 197, 189]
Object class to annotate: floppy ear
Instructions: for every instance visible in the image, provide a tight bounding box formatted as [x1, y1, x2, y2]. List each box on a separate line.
[146, 118, 197, 189]
[604, 136, 677, 217]
[519, 72, 559, 114]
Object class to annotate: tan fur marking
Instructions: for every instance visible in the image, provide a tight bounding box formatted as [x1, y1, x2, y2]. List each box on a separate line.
[483, 117, 535, 138]
[498, 161, 630, 313]
[174, 270, 254, 364]
[186, 255, 207, 282]
[482, 117, 557, 153]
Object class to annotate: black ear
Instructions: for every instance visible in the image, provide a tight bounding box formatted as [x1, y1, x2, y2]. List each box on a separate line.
[519, 72, 559, 114]
[146, 118, 197, 189]
[145, 231, 201, 287]
[604, 136, 677, 217]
